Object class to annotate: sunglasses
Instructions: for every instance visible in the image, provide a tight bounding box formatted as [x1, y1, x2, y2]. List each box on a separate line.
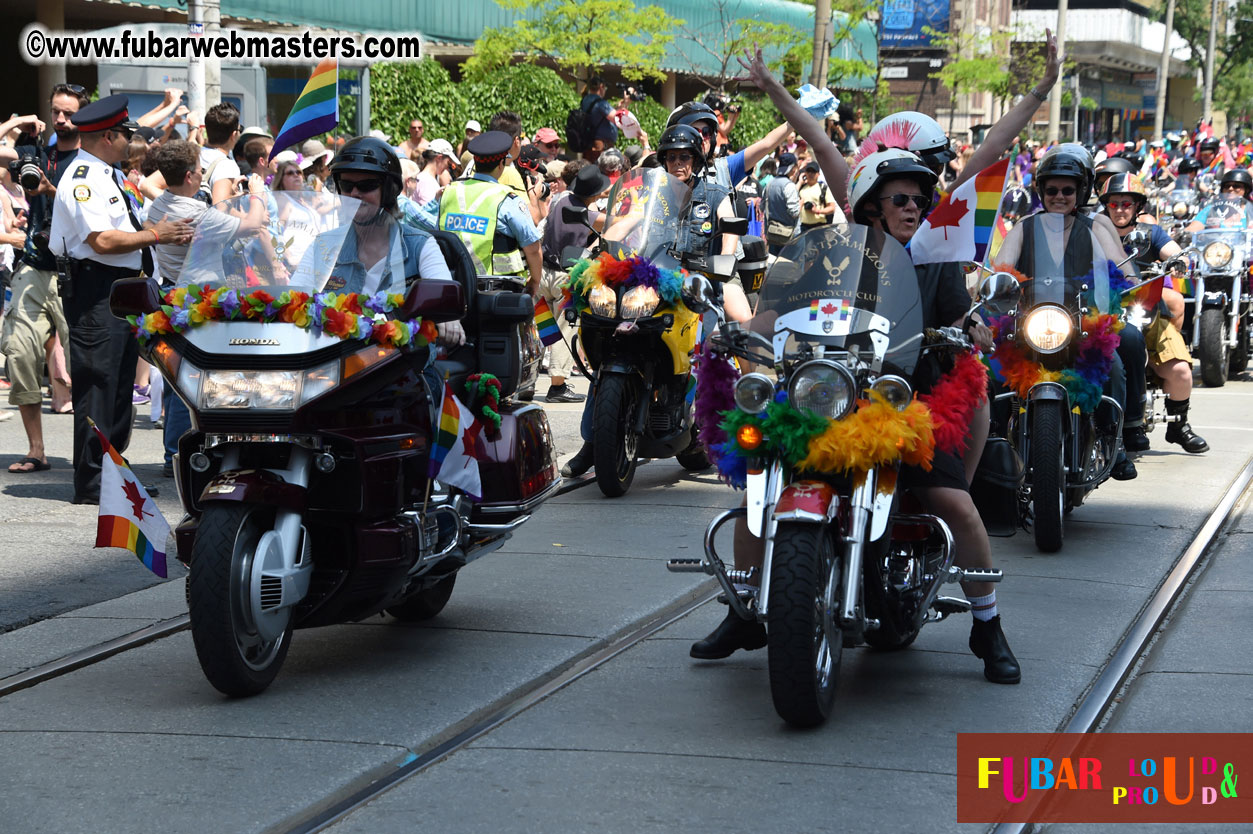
[664, 152, 695, 164]
[695, 126, 714, 138]
[1221, 184, 1246, 192]
[1044, 186, 1077, 197]
[336, 177, 383, 195]
[1106, 199, 1138, 210]
[878, 193, 929, 209]
[52, 83, 86, 96]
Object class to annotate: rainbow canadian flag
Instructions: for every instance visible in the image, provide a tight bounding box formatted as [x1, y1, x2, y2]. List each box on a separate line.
[427, 384, 484, 500]
[909, 158, 1012, 266]
[91, 420, 171, 578]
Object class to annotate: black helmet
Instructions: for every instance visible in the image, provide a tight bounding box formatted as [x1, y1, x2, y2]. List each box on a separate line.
[657, 124, 706, 170]
[1177, 157, 1203, 175]
[1095, 156, 1136, 179]
[1035, 143, 1095, 207]
[1220, 168, 1253, 193]
[331, 136, 403, 208]
[665, 101, 718, 147]
[1199, 137, 1221, 153]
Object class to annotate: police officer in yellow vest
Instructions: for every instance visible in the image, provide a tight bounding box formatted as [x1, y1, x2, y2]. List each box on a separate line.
[438, 130, 541, 296]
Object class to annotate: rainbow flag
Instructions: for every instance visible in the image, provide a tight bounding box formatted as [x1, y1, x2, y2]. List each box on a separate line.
[427, 384, 483, 499]
[1203, 155, 1223, 175]
[985, 213, 1011, 267]
[911, 158, 1010, 265]
[1121, 275, 1164, 309]
[1174, 273, 1195, 297]
[120, 177, 144, 209]
[268, 59, 338, 162]
[91, 419, 171, 578]
[534, 296, 562, 346]
[809, 299, 820, 320]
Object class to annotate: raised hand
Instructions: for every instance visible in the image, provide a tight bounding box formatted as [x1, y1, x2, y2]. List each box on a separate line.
[735, 45, 779, 93]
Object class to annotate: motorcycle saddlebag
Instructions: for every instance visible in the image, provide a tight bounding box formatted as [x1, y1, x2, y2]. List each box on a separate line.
[475, 290, 536, 398]
[470, 401, 559, 522]
[971, 436, 1023, 538]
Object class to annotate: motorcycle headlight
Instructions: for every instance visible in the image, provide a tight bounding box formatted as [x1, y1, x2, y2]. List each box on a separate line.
[589, 284, 617, 317]
[788, 360, 855, 420]
[1204, 241, 1233, 268]
[199, 360, 340, 411]
[1172, 201, 1188, 218]
[733, 373, 775, 415]
[869, 375, 913, 411]
[620, 285, 660, 320]
[1022, 305, 1073, 354]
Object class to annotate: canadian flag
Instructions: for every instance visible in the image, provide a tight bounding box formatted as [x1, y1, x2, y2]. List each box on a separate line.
[91, 419, 172, 578]
[909, 158, 1011, 266]
[428, 384, 485, 501]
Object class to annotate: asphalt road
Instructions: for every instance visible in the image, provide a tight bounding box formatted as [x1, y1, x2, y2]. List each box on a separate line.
[1, 371, 1251, 833]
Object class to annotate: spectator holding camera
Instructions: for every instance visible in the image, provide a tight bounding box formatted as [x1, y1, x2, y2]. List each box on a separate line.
[705, 93, 740, 155]
[797, 161, 842, 228]
[613, 87, 650, 151]
[0, 84, 88, 473]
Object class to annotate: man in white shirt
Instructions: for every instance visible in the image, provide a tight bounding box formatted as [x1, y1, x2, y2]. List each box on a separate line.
[199, 102, 244, 204]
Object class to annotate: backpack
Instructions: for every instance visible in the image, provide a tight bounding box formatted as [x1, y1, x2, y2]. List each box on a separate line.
[565, 101, 593, 153]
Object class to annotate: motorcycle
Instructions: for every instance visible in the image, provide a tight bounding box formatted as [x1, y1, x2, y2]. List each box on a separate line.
[561, 167, 767, 497]
[985, 214, 1127, 553]
[109, 191, 559, 696]
[1161, 182, 1201, 246]
[999, 185, 1033, 232]
[1179, 211, 1253, 387]
[669, 225, 1001, 726]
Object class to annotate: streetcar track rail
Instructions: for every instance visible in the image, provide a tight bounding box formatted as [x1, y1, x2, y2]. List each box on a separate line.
[0, 468, 620, 701]
[988, 454, 1253, 834]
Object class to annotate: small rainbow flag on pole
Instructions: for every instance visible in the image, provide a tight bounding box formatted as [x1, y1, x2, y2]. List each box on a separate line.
[533, 297, 562, 346]
[1120, 275, 1165, 310]
[268, 59, 339, 162]
[427, 384, 483, 499]
[90, 418, 171, 578]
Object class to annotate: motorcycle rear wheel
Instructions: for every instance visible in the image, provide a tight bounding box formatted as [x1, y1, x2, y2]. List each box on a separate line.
[593, 373, 639, 497]
[387, 574, 457, 621]
[1199, 307, 1229, 388]
[188, 504, 292, 697]
[1031, 404, 1065, 553]
[767, 523, 841, 728]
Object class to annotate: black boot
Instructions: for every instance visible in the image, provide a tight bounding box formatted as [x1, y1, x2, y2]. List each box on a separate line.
[560, 442, 594, 477]
[1164, 399, 1209, 453]
[969, 616, 1021, 684]
[1123, 424, 1150, 452]
[690, 606, 767, 660]
[1111, 454, 1138, 480]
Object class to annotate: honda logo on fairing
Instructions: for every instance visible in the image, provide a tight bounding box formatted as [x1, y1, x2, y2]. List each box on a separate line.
[228, 338, 281, 346]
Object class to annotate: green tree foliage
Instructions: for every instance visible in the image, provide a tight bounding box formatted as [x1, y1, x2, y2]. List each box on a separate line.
[368, 59, 469, 145]
[628, 96, 672, 147]
[463, 0, 683, 87]
[460, 64, 580, 136]
[727, 94, 782, 149]
[1162, 0, 1253, 98]
[671, 0, 809, 95]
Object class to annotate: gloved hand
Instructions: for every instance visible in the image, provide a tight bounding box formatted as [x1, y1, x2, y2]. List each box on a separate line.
[436, 320, 466, 347]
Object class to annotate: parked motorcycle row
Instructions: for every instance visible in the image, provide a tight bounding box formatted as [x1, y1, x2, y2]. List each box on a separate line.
[108, 167, 1217, 728]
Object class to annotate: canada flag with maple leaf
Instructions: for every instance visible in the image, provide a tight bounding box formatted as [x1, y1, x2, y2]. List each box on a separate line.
[90, 419, 172, 578]
[909, 158, 1011, 266]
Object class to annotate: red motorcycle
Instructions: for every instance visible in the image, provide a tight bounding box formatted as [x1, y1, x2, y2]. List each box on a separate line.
[111, 192, 558, 696]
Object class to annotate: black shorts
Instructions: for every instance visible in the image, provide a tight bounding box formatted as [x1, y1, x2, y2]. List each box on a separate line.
[899, 448, 969, 492]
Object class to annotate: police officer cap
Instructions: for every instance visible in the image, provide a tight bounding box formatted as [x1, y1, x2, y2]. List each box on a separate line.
[72, 94, 139, 134]
[468, 130, 514, 162]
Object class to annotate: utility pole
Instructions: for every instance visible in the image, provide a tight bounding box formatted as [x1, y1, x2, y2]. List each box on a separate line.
[1153, 0, 1176, 139]
[1047, 0, 1068, 144]
[205, 0, 222, 109]
[811, 0, 832, 86]
[187, 0, 205, 121]
[1202, 0, 1217, 122]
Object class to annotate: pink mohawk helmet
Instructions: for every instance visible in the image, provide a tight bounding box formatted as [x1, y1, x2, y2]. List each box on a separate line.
[857, 112, 954, 174]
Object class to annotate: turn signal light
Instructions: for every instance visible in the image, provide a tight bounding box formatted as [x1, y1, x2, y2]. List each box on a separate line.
[737, 424, 763, 450]
[344, 345, 395, 378]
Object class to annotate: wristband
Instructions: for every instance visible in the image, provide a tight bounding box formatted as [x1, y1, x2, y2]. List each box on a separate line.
[151, 229, 160, 245]
[1028, 87, 1049, 103]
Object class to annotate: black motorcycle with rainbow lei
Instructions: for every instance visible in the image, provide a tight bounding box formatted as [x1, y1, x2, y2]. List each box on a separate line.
[672, 225, 997, 726]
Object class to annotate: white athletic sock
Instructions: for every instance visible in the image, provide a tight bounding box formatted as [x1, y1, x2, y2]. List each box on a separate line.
[968, 591, 998, 622]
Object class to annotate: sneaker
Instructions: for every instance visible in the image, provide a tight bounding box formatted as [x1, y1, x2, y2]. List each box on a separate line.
[153, 418, 164, 429]
[545, 383, 585, 403]
[132, 384, 151, 405]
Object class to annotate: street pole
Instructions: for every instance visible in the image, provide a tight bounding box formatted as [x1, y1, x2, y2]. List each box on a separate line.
[187, 0, 205, 122]
[1047, 0, 1068, 144]
[1154, 0, 1175, 139]
[205, 0, 222, 109]
[811, 0, 832, 86]
[1201, 0, 1217, 123]
[1073, 75, 1080, 143]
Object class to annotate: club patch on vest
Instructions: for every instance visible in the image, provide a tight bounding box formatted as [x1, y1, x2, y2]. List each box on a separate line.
[444, 213, 489, 235]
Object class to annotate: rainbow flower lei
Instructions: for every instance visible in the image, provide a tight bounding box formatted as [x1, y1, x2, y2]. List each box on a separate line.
[565, 252, 685, 312]
[128, 284, 438, 349]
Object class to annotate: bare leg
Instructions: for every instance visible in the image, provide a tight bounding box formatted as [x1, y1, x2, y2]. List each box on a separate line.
[1152, 357, 1192, 400]
[1163, 288, 1185, 332]
[963, 399, 990, 485]
[7, 403, 47, 471]
[913, 485, 995, 600]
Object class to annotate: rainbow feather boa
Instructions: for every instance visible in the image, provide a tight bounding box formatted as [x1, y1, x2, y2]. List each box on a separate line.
[565, 252, 685, 312]
[128, 284, 437, 349]
[987, 312, 1123, 413]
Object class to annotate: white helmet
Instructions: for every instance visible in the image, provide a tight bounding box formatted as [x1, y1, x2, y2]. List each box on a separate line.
[849, 149, 938, 223]
[860, 111, 954, 173]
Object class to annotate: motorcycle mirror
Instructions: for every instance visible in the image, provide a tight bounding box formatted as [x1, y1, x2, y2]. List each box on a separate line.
[681, 274, 714, 314]
[719, 216, 749, 236]
[399, 277, 466, 323]
[560, 245, 585, 269]
[109, 276, 163, 319]
[562, 204, 591, 228]
[976, 271, 1022, 315]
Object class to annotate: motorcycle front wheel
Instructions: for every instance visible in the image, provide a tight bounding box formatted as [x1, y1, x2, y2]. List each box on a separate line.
[1031, 404, 1065, 553]
[1199, 307, 1229, 387]
[767, 522, 841, 728]
[592, 373, 640, 497]
[188, 504, 293, 697]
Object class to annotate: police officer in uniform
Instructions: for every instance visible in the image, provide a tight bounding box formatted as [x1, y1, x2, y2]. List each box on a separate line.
[48, 95, 193, 503]
[437, 130, 541, 296]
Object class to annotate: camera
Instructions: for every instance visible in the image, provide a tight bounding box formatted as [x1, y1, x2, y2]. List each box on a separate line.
[702, 92, 740, 115]
[7, 134, 45, 192]
[804, 201, 815, 211]
[618, 84, 647, 102]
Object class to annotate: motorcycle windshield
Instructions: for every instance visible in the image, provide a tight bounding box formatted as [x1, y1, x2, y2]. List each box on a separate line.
[1027, 212, 1112, 312]
[748, 224, 922, 376]
[1199, 196, 1253, 229]
[177, 192, 410, 295]
[599, 167, 691, 262]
